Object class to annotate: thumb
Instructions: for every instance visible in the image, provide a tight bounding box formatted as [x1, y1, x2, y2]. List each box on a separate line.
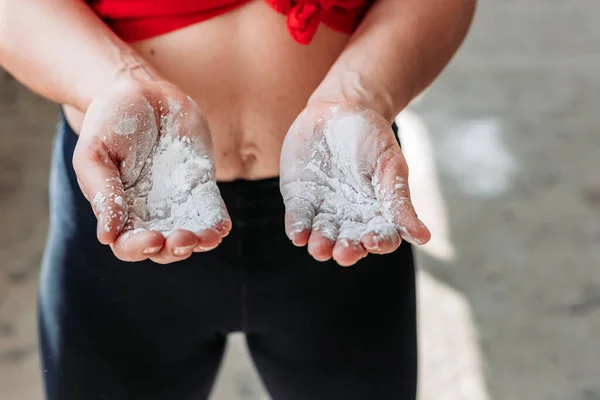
[73, 136, 128, 245]
[374, 144, 431, 245]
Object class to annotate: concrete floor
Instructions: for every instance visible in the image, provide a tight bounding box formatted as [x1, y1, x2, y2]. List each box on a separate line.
[1, 1, 599, 399]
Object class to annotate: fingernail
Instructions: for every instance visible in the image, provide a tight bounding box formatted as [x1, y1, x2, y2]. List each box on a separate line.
[194, 246, 216, 252]
[399, 226, 425, 245]
[142, 246, 162, 255]
[173, 245, 195, 256]
[412, 236, 426, 245]
[194, 242, 219, 252]
[193, 238, 221, 252]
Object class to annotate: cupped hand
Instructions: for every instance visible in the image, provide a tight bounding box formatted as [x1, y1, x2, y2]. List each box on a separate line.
[280, 103, 431, 266]
[73, 79, 231, 263]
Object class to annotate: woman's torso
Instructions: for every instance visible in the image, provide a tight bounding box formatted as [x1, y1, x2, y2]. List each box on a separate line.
[65, 0, 350, 180]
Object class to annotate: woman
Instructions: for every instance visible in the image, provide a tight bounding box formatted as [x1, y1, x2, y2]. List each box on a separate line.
[0, 0, 474, 398]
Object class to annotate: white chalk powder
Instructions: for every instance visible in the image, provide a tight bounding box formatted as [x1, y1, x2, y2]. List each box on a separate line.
[113, 116, 138, 136]
[93, 189, 127, 233]
[282, 108, 415, 247]
[120, 99, 227, 236]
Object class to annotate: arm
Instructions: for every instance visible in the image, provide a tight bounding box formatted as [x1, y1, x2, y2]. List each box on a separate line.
[0, 0, 230, 263]
[310, 0, 476, 121]
[280, 0, 475, 265]
[0, 0, 160, 111]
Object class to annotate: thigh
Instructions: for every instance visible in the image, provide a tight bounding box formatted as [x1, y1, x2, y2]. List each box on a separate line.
[39, 119, 240, 400]
[244, 222, 417, 400]
[39, 243, 230, 400]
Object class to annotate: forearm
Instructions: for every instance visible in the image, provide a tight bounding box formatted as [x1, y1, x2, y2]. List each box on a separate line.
[310, 0, 476, 121]
[0, 0, 160, 112]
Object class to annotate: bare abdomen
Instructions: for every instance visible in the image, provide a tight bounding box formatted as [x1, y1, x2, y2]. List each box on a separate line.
[66, 1, 349, 180]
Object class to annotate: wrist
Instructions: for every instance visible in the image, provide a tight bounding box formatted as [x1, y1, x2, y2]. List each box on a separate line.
[79, 48, 164, 112]
[308, 69, 406, 122]
[114, 48, 163, 84]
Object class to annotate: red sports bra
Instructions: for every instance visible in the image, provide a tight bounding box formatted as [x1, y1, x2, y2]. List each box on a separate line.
[88, 0, 373, 45]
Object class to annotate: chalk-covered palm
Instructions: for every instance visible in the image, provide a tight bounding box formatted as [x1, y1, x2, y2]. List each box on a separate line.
[280, 103, 430, 266]
[73, 80, 230, 263]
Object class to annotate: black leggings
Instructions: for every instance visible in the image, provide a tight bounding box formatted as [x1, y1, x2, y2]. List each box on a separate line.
[39, 117, 417, 400]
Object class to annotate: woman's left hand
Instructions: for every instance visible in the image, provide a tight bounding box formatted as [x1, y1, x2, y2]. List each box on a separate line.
[280, 102, 431, 266]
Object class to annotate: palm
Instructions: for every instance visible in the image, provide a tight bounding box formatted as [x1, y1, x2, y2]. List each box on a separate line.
[74, 81, 230, 263]
[116, 96, 226, 236]
[280, 104, 430, 266]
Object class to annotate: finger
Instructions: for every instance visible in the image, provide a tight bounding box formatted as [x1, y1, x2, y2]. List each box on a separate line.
[212, 218, 232, 238]
[307, 213, 339, 262]
[332, 222, 368, 267]
[110, 228, 165, 262]
[374, 145, 431, 245]
[382, 177, 431, 245]
[284, 197, 315, 247]
[73, 137, 128, 245]
[189, 183, 232, 237]
[152, 230, 198, 264]
[194, 228, 222, 252]
[360, 216, 401, 254]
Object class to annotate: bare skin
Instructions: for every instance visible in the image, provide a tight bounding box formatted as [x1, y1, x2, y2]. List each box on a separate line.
[0, 0, 475, 266]
[74, 79, 231, 263]
[65, 1, 349, 180]
[280, 103, 431, 266]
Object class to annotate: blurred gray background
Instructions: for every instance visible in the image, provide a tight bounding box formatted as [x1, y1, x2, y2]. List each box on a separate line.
[1, 1, 599, 399]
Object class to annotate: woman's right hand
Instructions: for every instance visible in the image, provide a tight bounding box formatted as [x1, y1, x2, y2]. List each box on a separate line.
[73, 78, 231, 264]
